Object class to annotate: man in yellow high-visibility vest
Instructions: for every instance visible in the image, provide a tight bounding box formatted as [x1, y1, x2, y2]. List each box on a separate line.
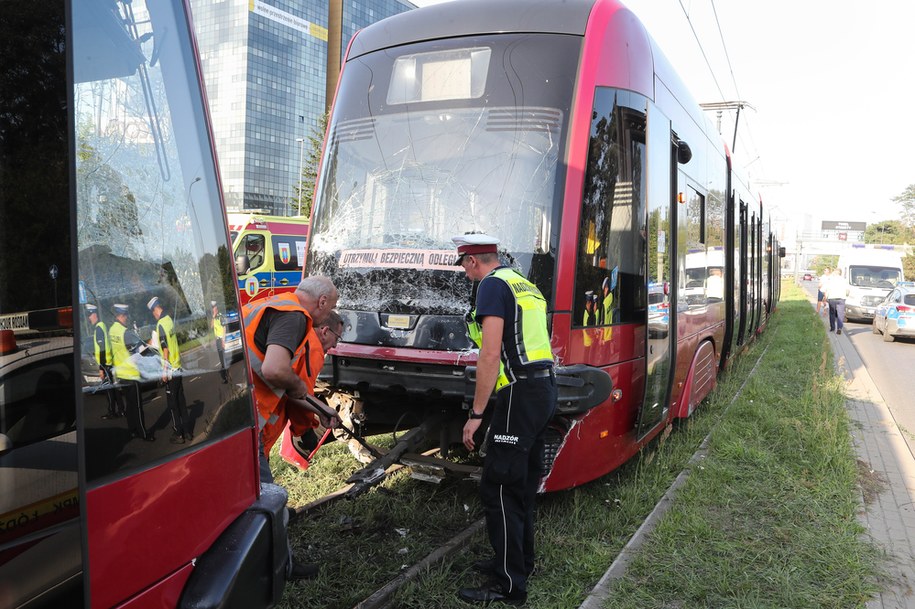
[149, 297, 189, 444]
[87, 303, 124, 419]
[110, 303, 152, 441]
[211, 301, 229, 383]
[453, 233, 556, 606]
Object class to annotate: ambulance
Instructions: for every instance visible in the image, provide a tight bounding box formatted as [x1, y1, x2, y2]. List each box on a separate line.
[228, 212, 310, 304]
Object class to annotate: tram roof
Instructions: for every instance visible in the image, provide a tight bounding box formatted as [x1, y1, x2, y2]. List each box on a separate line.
[348, 0, 601, 59]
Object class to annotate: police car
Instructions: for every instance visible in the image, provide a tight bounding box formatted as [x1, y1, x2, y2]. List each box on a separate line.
[222, 309, 243, 362]
[648, 284, 670, 338]
[872, 282, 915, 343]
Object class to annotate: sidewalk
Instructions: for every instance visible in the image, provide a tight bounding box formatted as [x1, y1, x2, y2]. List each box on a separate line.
[825, 308, 915, 608]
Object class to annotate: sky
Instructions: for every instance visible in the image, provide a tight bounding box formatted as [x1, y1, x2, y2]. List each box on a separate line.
[409, 0, 915, 239]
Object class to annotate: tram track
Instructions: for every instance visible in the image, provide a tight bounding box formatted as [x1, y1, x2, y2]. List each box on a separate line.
[282, 333, 777, 609]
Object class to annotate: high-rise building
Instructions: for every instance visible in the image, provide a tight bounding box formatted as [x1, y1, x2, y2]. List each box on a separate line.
[190, 0, 415, 214]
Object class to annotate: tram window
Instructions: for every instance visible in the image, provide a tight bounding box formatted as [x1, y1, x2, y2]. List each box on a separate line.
[681, 186, 709, 305]
[72, 0, 251, 482]
[388, 48, 491, 104]
[573, 88, 648, 328]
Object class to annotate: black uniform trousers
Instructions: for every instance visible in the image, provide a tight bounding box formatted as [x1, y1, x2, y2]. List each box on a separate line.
[216, 343, 229, 382]
[165, 373, 189, 438]
[122, 379, 149, 440]
[101, 364, 125, 416]
[480, 372, 556, 597]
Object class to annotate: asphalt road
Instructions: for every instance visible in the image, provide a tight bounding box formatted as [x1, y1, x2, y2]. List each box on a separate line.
[800, 278, 915, 457]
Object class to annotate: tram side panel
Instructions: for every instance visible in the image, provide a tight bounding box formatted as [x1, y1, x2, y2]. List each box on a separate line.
[0, 1, 290, 607]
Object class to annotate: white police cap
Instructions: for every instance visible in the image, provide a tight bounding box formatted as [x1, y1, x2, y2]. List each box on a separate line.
[85, 304, 98, 314]
[451, 233, 499, 264]
[147, 296, 160, 311]
[113, 304, 129, 315]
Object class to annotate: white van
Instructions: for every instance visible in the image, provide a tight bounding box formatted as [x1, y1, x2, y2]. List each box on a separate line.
[836, 249, 905, 321]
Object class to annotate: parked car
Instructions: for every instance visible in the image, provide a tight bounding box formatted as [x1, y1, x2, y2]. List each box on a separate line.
[802, 272, 814, 281]
[872, 282, 915, 342]
[648, 284, 670, 338]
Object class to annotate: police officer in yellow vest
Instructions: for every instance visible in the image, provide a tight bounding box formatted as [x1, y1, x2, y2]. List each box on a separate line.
[211, 300, 229, 383]
[454, 234, 556, 606]
[87, 303, 125, 419]
[110, 304, 152, 441]
[149, 297, 189, 444]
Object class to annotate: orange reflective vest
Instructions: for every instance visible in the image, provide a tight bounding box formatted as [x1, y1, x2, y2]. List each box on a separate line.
[242, 292, 312, 457]
[286, 329, 325, 436]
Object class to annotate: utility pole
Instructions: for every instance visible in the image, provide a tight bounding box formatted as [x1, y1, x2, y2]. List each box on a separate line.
[699, 101, 754, 153]
[326, 0, 342, 113]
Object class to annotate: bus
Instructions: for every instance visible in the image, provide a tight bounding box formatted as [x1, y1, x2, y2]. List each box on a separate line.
[305, 0, 784, 491]
[1, 1, 289, 607]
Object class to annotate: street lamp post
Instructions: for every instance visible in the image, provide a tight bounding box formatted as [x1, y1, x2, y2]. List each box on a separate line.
[295, 137, 305, 217]
[870, 212, 886, 245]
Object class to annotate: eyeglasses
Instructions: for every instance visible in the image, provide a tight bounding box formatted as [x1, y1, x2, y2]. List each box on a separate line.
[326, 327, 343, 343]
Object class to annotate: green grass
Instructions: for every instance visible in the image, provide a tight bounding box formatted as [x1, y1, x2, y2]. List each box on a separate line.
[273, 281, 881, 609]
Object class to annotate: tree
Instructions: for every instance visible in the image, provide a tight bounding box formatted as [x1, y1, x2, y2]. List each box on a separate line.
[863, 219, 913, 245]
[810, 255, 838, 276]
[290, 111, 329, 218]
[892, 184, 915, 229]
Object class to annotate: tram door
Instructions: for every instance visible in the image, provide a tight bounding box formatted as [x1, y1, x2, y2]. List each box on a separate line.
[638, 104, 675, 438]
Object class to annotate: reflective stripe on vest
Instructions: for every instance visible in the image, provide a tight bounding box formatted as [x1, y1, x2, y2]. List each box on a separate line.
[466, 268, 553, 389]
[157, 314, 181, 369]
[109, 321, 140, 381]
[94, 321, 111, 367]
[242, 292, 312, 435]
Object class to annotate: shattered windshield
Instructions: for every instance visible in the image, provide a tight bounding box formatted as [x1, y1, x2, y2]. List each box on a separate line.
[316, 106, 560, 255]
[309, 34, 579, 314]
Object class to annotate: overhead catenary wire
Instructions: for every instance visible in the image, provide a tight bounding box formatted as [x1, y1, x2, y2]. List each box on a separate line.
[676, 0, 764, 177]
[676, 0, 727, 102]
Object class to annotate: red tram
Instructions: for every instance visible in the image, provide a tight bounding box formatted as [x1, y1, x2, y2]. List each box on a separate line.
[1, 1, 288, 607]
[307, 0, 784, 492]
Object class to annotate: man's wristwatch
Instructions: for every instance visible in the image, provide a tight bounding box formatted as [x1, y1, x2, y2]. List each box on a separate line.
[468, 409, 485, 420]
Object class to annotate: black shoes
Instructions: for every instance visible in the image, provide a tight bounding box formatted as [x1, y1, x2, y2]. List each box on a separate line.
[836, 329, 841, 335]
[170, 433, 186, 444]
[457, 584, 526, 606]
[288, 561, 319, 581]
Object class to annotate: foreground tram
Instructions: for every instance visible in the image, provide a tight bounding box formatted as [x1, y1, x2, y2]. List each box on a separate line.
[307, 0, 784, 493]
[1, 1, 289, 607]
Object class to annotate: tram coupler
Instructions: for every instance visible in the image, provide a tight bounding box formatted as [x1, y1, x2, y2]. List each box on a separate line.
[462, 364, 613, 415]
[344, 414, 444, 497]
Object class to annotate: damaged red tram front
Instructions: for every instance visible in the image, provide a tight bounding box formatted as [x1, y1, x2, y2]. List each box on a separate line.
[306, 0, 782, 492]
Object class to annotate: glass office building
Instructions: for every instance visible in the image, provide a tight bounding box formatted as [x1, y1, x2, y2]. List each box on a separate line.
[190, 0, 415, 214]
